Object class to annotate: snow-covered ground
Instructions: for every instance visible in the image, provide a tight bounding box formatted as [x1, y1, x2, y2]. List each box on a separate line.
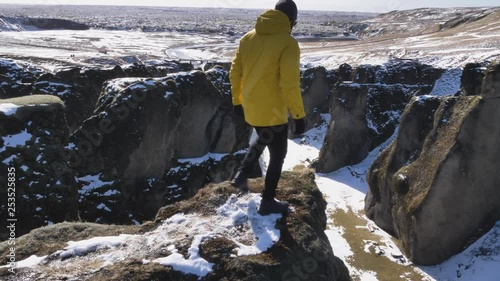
[1, 24, 499, 71]
[1, 6, 499, 70]
[1, 192, 285, 278]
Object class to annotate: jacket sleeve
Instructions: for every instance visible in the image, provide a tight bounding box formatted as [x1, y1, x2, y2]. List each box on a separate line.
[279, 39, 306, 120]
[229, 41, 243, 106]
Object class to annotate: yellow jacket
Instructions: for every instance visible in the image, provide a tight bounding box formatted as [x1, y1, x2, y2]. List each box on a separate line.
[229, 9, 306, 127]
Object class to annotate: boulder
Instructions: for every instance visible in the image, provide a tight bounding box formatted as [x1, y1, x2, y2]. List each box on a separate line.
[203, 62, 232, 71]
[0, 95, 78, 239]
[0, 171, 352, 281]
[364, 62, 500, 265]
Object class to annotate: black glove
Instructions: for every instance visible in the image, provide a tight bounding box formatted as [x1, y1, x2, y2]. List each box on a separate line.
[292, 117, 306, 135]
[233, 105, 244, 118]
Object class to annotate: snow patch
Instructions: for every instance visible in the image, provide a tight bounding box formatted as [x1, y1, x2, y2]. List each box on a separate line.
[177, 153, 226, 165]
[1, 129, 32, 153]
[60, 234, 135, 260]
[0, 103, 21, 115]
[429, 68, 462, 96]
[154, 234, 214, 278]
[77, 174, 115, 195]
[164, 91, 174, 99]
[16, 255, 47, 268]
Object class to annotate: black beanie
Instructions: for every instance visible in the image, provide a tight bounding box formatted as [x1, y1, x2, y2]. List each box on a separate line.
[275, 0, 298, 23]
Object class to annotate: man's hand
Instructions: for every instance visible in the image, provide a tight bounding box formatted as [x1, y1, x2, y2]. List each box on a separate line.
[292, 117, 305, 135]
[233, 105, 244, 118]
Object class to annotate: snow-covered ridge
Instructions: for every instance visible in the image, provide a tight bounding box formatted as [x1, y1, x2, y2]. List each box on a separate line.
[0, 194, 283, 278]
[357, 7, 500, 37]
[0, 16, 88, 32]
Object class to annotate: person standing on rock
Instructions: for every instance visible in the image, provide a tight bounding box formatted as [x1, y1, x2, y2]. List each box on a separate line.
[229, 0, 306, 215]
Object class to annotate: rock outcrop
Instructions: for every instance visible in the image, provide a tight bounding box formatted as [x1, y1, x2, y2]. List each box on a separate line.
[70, 70, 229, 180]
[32, 67, 126, 133]
[460, 62, 488, 96]
[315, 61, 443, 173]
[23, 17, 89, 30]
[0, 95, 78, 239]
[0, 59, 350, 238]
[365, 62, 500, 265]
[0, 171, 352, 281]
[1, 59, 197, 132]
[205, 66, 248, 152]
[294, 66, 337, 137]
[301, 66, 336, 115]
[67, 70, 256, 226]
[0, 59, 43, 99]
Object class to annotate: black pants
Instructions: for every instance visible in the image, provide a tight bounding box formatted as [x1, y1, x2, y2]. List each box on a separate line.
[239, 124, 288, 200]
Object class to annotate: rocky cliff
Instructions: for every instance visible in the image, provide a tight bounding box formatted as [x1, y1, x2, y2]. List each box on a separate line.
[0, 95, 78, 238]
[0, 58, 331, 237]
[0, 171, 352, 281]
[365, 62, 500, 265]
[315, 60, 443, 173]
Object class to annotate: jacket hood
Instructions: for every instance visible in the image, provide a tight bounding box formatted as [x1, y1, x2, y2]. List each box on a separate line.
[255, 9, 291, 35]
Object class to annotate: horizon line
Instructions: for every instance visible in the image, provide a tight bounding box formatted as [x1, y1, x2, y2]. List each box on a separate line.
[0, 3, 497, 14]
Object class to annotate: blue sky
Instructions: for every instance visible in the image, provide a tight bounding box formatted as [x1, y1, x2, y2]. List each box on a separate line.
[0, 0, 498, 12]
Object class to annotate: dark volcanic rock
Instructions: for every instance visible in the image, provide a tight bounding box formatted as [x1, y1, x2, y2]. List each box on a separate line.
[205, 65, 251, 152]
[71, 77, 180, 180]
[315, 60, 443, 173]
[353, 60, 444, 85]
[301, 66, 337, 115]
[481, 62, 500, 98]
[338, 63, 353, 82]
[460, 62, 488, 96]
[0, 95, 78, 239]
[315, 83, 426, 173]
[364, 62, 500, 265]
[21, 17, 89, 30]
[365, 95, 442, 234]
[27, 65, 128, 132]
[0, 59, 43, 99]
[352, 64, 383, 84]
[32, 73, 87, 133]
[383, 60, 443, 85]
[172, 71, 224, 158]
[67, 71, 248, 225]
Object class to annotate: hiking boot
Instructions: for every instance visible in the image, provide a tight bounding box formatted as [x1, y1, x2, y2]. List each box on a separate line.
[258, 198, 289, 216]
[230, 171, 249, 193]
